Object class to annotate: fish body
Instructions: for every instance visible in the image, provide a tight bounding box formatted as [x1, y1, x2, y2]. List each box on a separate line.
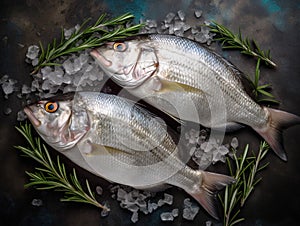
[91, 34, 300, 161]
[24, 91, 234, 219]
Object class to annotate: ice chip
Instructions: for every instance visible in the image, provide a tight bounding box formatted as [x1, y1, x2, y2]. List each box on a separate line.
[183, 198, 192, 207]
[177, 10, 185, 21]
[146, 19, 157, 28]
[96, 186, 103, 195]
[131, 211, 138, 223]
[117, 188, 127, 201]
[165, 12, 176, 24]
[63, 59, 75, 75]
[206, 220, 213, 226]
[127, 203, 139, 212]
[100, 208, 109, 217]
[0, 75, 9, 84]
[195, 10, 203, 18]
[231, 137, 239, 149]
[163, 193, 173, 205]
[21, 84, 31, 94]
[135, 198, 147, 208]
[26, 45, 40, 60]
[32, 58, 39, 66]
[4, 107, 12, 115]
[194, 149, 203, 158]
[1, 82, 14, 95]
[17, 110, 27, 121]
[160, 212, 174, 221]
[195, 33, 208, 43]
[31, 198, 43, 207]
[172, 208, 179, 217]
[64, 27, 75, 40]
[157, 199, 165, 207]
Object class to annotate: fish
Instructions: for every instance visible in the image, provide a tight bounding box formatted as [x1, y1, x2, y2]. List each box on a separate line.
[90, 34, 300, 161]
[24, 91, 235, 219]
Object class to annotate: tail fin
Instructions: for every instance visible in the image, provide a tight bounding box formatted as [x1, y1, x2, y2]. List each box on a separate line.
[254, 108, 300, 161]
[189, 171, 235, 220]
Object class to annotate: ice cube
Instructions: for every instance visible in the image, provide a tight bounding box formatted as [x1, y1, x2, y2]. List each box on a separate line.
[17, 110, 27, 121]
[0, 75, 9, 84]
[183, 205, 199, 220]
[31, 198, 43, 207]
[177, 10, 185, 21]
[157, 199, 165, 207]
[183, 198, 192, 207]
[64, 27, 75, 40]
[206, 220, 213, 226]
[195, 33, 208, 43]
[63, 59, 75, 75]
[117, 188, 127, 201]
[32, 58, 39, 66]
[41, 66, 53, 80]
[135, 198, 146, 208]
[163, 193, 173, 205]
[127, 203, 139, 212]
[160, 212, 174, 221]
[4, 108, 12, 115]
[1, 82, 14, 95]
[146, 19, 157, 28]
[172, 208, 179, 217]
[194, 149, 203, 158]
[231, 137, 239, 149]
[26, 45, 40, 60]
[21, 84, 31, 94]
[96, 186, 103, 195]
[165, 12, 176, 24]
[195, 10, 203, 18]
[79, 53, 89, 66]
[131, 211, 138, 223]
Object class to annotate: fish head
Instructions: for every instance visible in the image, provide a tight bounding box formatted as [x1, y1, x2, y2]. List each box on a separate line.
[91, 37, 159, 88]
[24, 93, 89, 151]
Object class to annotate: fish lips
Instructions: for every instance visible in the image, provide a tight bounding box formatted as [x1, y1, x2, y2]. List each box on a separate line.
[24, 106, 41, 127]
[90, 49, 112, 67]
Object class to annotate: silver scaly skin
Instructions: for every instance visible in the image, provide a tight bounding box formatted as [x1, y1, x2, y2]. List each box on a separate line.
[24, 91, 235, 219]
[91, 34, 300, 161]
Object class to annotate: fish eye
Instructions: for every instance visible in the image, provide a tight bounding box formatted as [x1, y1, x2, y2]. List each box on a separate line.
[44, 102, 59, 113]
[113, 42, 127, 52]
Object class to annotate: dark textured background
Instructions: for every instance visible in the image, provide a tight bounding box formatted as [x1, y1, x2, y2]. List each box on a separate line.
[0, 0, 299, 225]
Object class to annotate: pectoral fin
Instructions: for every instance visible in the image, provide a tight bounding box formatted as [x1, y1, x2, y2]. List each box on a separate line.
[155, 78, 205, 96]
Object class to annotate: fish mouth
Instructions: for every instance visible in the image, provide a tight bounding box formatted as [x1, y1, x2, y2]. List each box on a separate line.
[24, 106, 41, 127]
[90, 49, 112, 67]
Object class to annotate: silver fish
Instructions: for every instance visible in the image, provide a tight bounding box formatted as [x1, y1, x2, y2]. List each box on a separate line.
[24, 91, 234, 219]
[91, 34, 300, 161]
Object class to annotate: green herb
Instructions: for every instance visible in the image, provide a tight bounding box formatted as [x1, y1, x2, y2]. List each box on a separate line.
[33, 13, 143, 74]
[209, 21, 276, 67]
[15, 123, 109, 211]
[249, 59, 279, 104]
[219, 142, 269, 226]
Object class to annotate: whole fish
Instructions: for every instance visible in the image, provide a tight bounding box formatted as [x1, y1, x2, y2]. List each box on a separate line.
[91, 34, 300, 161]
[24, 91, 234, 219]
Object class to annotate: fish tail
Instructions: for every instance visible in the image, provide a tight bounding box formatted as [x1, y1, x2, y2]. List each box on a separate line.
[254, 107, 300, 161]
[189, 171, 235, 220]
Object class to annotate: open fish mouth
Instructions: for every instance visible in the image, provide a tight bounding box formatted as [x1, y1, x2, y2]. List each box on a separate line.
[24, 106, 41, 127]
[90, 49, 112, 67]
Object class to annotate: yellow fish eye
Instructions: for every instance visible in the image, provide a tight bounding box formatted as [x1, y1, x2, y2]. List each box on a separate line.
[44, 102, 59, 113]
[113, 42, 127, 52]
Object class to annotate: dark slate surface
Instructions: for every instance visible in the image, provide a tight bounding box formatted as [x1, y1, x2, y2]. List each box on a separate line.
[0, 0, 299, 225]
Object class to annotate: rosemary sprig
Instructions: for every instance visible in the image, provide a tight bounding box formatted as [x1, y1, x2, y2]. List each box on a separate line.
[33, 13, 143, 74]
[15, 123, 109, 211]
[209, 21, 276, 67]
[249, 59, 279, 104]
[219, 142, 269, 226]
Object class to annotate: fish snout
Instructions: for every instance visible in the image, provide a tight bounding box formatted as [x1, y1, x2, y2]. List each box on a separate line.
[90, 49, 112, 67]
[24, 106, 41, 127]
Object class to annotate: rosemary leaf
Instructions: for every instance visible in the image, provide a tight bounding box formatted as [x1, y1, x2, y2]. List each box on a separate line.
[209, 21, 276, 67]
[32, 13, 143, 74]
[219, 142, 270, 226]
[15, 123, 109, 211]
